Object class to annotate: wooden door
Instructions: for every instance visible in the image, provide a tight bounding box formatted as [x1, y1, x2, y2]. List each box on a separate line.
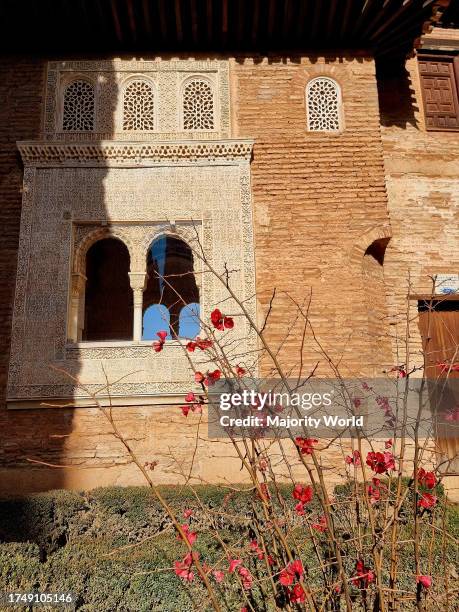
[418, 300, 459, 474]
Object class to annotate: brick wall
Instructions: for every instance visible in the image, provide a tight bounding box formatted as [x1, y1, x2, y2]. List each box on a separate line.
[231, 55, 392, 376]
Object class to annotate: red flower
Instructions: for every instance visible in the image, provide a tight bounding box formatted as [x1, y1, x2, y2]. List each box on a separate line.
[289, 584, 306, 603]
[236, 365, 246, 377]
[385, 439, 393, 449]
[352, 559, 375, 588]
[181, 405, 190, 416]
[417, 575, 432, 589]
[152, 330, 168, 352]
[183, 509, 193, 519]
[418, 492, 437, 509]
[417, 468, 437, 490]
[210, 308, 234, 331]
[186, 337, 213, 352]
[212, 570, 225, 583]
[228, 559, 242, 573]
[312, 515, 327, 532]
[185, 392, 196, 403]
[368, 485, 381, 505]
[205, 369, 221, 386]
[174, 551, 194, 582]
[390, 365, 407, 378]
[177, 524, 197, 546]
[295, 437, 318, 455]
[238, 565, 253, 590]
[293, 484, 313, 504]
[345, 450, 361, 466]
[279, 560, 304, 586]
[294, 502, 305, 516]
[366, 451, 395, 474]
[194, 371, 205, 384]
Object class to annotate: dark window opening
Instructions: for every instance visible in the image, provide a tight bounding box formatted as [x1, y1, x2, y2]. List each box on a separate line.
[364, 237, 390, 266]
[83, 238, 133, 341]
[142, 236, 199, 339]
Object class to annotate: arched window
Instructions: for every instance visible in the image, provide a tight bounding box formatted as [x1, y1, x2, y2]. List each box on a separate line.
[62, 80, 95, 131]
[142, 236, 199, 339]
[306, 77, 342, 132]
[123, 80, 155, 131]
[182, 78, 215, 130]
[83, 238, 133, 341]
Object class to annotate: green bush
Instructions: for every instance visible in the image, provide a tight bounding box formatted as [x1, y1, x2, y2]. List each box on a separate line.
[0, 485, 456, 611]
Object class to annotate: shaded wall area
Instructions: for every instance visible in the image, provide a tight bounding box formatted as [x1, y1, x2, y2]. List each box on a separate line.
[0, 58, 75, 491]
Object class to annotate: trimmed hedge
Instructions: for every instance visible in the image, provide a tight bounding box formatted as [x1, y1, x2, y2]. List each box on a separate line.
[0, 485, 457, 611]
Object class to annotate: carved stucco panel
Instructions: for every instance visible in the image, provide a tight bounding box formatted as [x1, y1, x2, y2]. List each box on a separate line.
[7, 150, 257, 402]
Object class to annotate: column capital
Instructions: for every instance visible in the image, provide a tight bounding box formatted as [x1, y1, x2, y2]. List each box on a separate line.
[128, 271, 147, 292]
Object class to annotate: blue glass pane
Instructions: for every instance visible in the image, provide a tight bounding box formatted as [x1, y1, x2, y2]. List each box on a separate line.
[142, 304, 171, 340]
[150, 236, 167, 292]
[178, 303, 200, 339]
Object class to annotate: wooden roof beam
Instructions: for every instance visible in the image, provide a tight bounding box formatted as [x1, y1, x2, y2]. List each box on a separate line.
[191, 0, 199, 45]
[206, 0, 213, 43]
[251, 0, 260, 46]
[352, 0, 378, 37]
[158, 0, 168, 41]
[110, 0, 123, 42]
[295, 0, 308, 43]
[142, 0, 152, 36]
[126, 0, 137, 42]
[339, 0, 354, 40]
[174, 0, 183, 43]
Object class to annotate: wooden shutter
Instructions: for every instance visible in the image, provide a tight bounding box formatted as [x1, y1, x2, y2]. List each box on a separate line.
[418, 56, 459, 131]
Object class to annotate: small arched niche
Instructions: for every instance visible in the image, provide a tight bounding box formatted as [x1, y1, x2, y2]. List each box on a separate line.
[142, 235, 200, 339]
[83, 238, 133, 341]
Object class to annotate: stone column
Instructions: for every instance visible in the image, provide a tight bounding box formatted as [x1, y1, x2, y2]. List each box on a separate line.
[129, 272, 147, 342]
[69, 273, 87, 342]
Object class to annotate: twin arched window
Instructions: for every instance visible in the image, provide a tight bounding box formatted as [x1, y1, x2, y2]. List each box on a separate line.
[80, 235, 199, 342]
[306, 77, 342, 132]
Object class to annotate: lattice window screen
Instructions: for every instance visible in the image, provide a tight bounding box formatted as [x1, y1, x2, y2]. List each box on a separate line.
[306, 77, 341, 132]
[123, 80, 156, 131]
[62, 80, 95, 131]
[183, 79, 215, 130]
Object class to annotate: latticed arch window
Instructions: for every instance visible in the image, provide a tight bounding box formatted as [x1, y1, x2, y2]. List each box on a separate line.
[306, 77, 342, 132]
[182, 78, 215, 130]
[122, 80, 156, 131]
[62, 80, 95, 131]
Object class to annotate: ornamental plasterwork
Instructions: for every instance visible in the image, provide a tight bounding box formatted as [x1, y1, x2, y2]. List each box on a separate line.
[44, 59, 230, 140]
[8, 139, 257, 407]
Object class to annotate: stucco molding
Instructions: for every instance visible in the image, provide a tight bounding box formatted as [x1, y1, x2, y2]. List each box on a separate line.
[17, 139, 254, 167]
